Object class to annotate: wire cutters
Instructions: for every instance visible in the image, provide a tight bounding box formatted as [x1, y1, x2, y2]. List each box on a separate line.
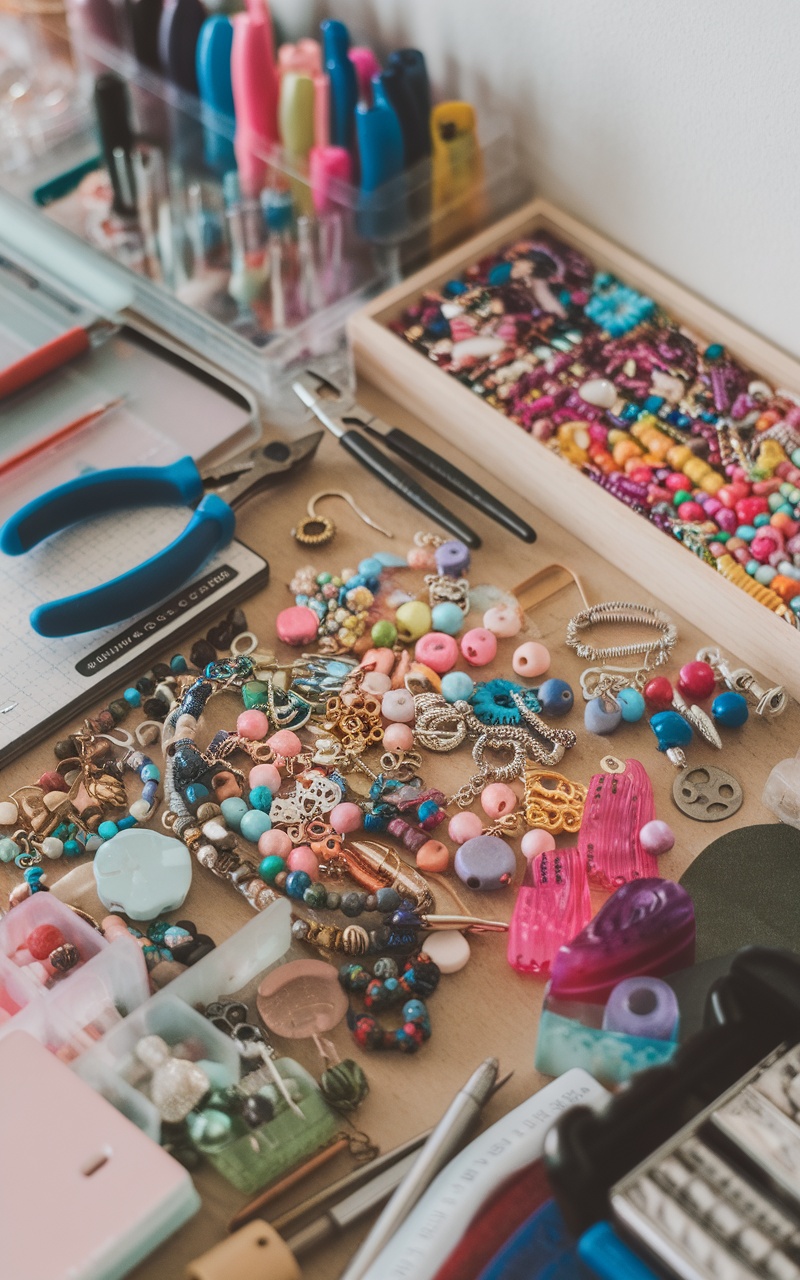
[0, 431, 322, 638]
[292, 370, 537, 548]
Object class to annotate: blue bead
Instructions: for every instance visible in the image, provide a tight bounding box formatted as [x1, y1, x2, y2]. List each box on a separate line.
[584, 697, 622, 736]
[615, 687, 645, 723]
[649, 710, 693, 752]
[64, 839, 82, 857]
[185, 783, 209, 808]
[488, 261, 512, 285]
[705, 343, 724, 359]
[417, 799, 438, 821]
[285, 870, 312, 900]
[431, 602, 464, 635]
[444, 279, 468, 296]
[643, 395, 664, 413]
[358, 557, 383, 578]
[441, 671, 474, 703]
[373, 552, 411, 568]
[170, 654, 188, 673]
[124, 688, 142, 707]
[117, 815, 136, 830]
[746, 559, 760, 576]
[239, 809, 272, 842]
[735, 525, 755, 542]
[753, 513, 771, 527]
[98, 820, 119, 840]
[403, 998, 427, 1021]
[140, 763, 160, 783]
[711, 691, 749, 728]
[248, 786, 272, 813]
[142, 781, 158, 802]
[536, 678, 574, 717]
[220, 797, 249, 831]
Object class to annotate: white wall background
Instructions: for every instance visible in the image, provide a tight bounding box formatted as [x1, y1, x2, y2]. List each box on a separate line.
[274, 0, 800, 360]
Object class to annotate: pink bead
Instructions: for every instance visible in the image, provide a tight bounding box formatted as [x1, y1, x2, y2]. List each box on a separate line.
[482, 605, 522, 638]
[330, 802, 362, 833]
[362, 671, 392, 695]
[407, 547, 437, 571]
[511, 641, 551, 678]
[677, 501, 704, 522]
[736, 497, 768, 523]
[258, 829, 292, 858]
[414, 632, 458, 674]
[521, 829, 556, 860]
[383, 723, 414, 752]
[267, 730, 302, 757]
[360, 648, 395, 675]
[276, 604, 319, 646]
[664, 473, 686, 493]
[250, 763, 282, 793]
[460, 627, 498, 667]
[381, 688, 416, 722]
[237, 709, 269, 740]
[704, 497, 722, 517]
[716, 508, 737, 533]
[629, 466, 653, 485]
[287, 845, 320, 877]
[639, 819, 675, 856]
[448, 811, 483, 843]
[480, 782, 517, 819]
[101, 914, 130, 941]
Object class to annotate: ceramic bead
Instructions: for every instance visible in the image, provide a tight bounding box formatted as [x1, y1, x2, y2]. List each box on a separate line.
[381, 689, 416, 722]
[639, 820, 675, 856]
[211, 771, 242, 802]
[431, 602, 465, 635]
[250, 763, 282, 793]
[649, 710, 693, 752]
[236, 709, 269, 740]
[383, 723, 414, 752]
[448, 811, 484, 843]
[415, 632, 459, 673]
[330, 802, 362, 833]
[643, 676, 674, 710]
[711, 691, 749, 727]
[584, 696, 622, 735]
[239, 809, 272, 842]
[511, 641, 550, 678]
[480, 782, 517, 819]
[441, 671, 475, 703]
[435, 539, 470, 577]
[536, 678, 573, 716]
[276, 605, 319, 646]
[258, 829, 292, 858]
[220, 797, 249, 830]
[616, 687, 646, 722]
[416, 839, 449, 873]
[521, 829, 556, 860]
[454, 835, 516, 891]
[483, 604, 522, 638]
[460, 627, 498, 667]
[394, 600, 432, 642]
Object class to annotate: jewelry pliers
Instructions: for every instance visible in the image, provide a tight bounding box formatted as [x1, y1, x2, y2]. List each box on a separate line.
[0, 431, 322, 638]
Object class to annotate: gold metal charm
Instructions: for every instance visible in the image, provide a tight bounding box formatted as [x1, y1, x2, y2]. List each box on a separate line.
[293, 491, 393, 546]
[523, 765, 587, 834]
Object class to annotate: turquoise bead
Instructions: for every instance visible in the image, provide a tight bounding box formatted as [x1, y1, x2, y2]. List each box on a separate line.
[259, 855, 285, 883]
[117, 815, 136, 830]
[735, 525, 755, 542]
[123, 688, 141, 707]
[777, 503, 796, 517]
[373, 552, 410, 567]
[0, 837, 19, 863]
[248, 786, 272, 813]
[239, 809, 271, 842]
[64, 839, 82, 857]
[358, 557, 383, 578]
[185, 783, 209, 808]
[755, 565, 777, 585]
[746, 560, 760, 576]
[753, 513, 771, 526]
[791, 595, 800, 615]
[141, 763, 160, 783]
[441, 671, 474, 702]
[792, 448, 800, 468]
[220, 797, 249, 831]
[98, 820, 118, 840]
[170, 654, 188, 673]
[649, 711, 693, 752]
[616, 687, 645, 723]
[711, 692, 748, 728]
[431, 602, 464, 635]
[705, 343, 724, 359]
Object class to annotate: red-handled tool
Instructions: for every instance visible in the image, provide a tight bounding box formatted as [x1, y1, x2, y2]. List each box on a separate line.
[0, 319, 117, 400]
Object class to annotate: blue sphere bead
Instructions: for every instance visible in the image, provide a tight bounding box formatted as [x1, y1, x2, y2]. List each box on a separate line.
[649, 710, 693, 752]
[441, 671, 474, 703]
[735, 525, 755, 542]
[170, 654, 188, 673]
[753, 512, 771, 527]
[431, 602, 465, 635]
[536, 678, 574, 717]
[285, 870, 312, 900]
[711, 691, 749, 728]
[248, 786, 272, 813]
[141, 763, 160, 783]
[220, 797, 249, 831]
[123, 687, 141, 707]
[358, 557, 383, 579]
[64, 839, 82, 857]
[239, 809, 272, 842]
[616, 687, 646, 723]
[584, 697, 622, 736]
[403, 998, 427, 1021]
[98, 820, 119, 841]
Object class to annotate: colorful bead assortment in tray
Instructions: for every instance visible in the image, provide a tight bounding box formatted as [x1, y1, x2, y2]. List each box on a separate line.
[390, 232, 800, 625]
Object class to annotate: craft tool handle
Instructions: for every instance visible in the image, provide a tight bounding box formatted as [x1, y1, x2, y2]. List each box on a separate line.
[0, 456, 205, 554]
[382, 427, 537, 543]
[340, 430, 481, 549]
[31, 493, 236, 637]
[0, 327, 90, 400]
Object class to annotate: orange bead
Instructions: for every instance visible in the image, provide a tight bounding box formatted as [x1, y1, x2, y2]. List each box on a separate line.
[416, 839, 449, 874]
[756, 410, 781, 431]
[771, 575, 799, 602]
[612, 440, 640, 466]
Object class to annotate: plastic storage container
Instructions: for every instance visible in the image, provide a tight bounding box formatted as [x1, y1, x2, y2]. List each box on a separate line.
[0, 20, 527, 400]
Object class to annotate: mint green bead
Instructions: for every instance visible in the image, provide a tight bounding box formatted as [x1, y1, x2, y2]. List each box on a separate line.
[791, 596, 800, 615]
[431, 602, 464, 635]
[371, 619, 397, 648]
[240, 809, 271, 842]
[755, 565, 777, 585]
[792, 448, 800, 468]
[768, 493, 784, 511]
[259, 854, 286, 883]
[0, 837, 19, 863]
[242, 680, 269, 710]
[441, 671, 474, 702]
[220, 797, 249, 831]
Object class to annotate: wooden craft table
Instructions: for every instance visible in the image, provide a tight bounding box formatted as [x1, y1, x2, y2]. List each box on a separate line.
[2, 378, 797, 1280]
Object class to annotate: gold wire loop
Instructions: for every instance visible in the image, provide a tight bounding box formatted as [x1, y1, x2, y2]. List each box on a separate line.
[293, 491, 394, 545]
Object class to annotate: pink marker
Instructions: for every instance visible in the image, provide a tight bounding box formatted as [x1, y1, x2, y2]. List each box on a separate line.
[309, 67, 352, 212]
[278, 37, 321, 77]
[231, 0, 279, 197]
[349, 45, 382, 106]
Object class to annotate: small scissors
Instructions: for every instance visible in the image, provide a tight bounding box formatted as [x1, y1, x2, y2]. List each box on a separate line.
[0, 431, 322, 637]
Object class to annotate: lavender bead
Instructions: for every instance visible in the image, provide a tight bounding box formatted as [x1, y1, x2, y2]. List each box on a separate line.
[602, 976, 679, 1042]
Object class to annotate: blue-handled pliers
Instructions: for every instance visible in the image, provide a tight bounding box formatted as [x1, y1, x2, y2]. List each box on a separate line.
[1, 431, 323, 638]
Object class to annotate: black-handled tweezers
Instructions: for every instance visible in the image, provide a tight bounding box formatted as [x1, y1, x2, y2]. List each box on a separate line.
[292, 372, 537, 549]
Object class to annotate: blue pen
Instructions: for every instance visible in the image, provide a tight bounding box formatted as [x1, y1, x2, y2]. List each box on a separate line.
[196, 15, 236, 174]
[477, 1200, 594, 1280]
[321, 19, 358, 150]
[355, 74, 406, 241]
[577, 1223, 661, 1280]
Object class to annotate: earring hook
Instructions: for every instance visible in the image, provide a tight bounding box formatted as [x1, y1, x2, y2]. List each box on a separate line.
[306, 490, 394, 538]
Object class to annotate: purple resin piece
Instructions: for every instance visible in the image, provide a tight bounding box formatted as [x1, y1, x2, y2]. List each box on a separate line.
[547, 877, 695, 1006]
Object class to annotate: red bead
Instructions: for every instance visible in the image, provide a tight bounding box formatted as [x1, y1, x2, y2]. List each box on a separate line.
[677, 501, 704, 522]
[643, 676, 674, 711]
[676, 660, 716, 701]
[37, 771, 68, 793]
[735, 497, 768, 524]
[26, 924, 65, 960]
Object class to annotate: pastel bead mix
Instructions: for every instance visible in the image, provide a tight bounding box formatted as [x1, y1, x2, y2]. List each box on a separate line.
[512, 641, 551, 679]
[454, 836, 516, 890]
[460, 628, 498, 667]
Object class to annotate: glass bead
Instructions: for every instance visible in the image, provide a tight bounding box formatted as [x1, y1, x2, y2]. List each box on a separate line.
[123, 688, 141, 707]
[259, 855, 286, 884]
[285, 870, 312, 900]
[373, 957, 398, 979]
[141, 763, 161, 783]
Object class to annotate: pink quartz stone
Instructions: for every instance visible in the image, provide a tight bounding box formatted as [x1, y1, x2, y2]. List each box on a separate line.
[267, 730, 303, 757]
[237, 709, 269, 740]
[448, 811, 483, 843]
[329, 802, 362, 834]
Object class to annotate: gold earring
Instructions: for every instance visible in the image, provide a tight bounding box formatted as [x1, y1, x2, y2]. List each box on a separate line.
[293, 491, 394, 546]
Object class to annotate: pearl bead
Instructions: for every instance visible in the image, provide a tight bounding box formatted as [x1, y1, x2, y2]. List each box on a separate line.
[521, 829, 556, 860]
[511, 641, 550, 679]
[480, 782, 517, 819]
